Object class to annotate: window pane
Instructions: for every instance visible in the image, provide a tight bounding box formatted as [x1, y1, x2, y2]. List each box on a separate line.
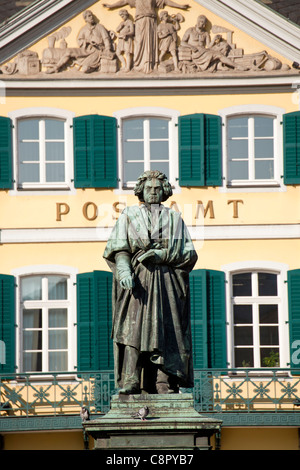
[232, 273, 252, 296]
[23, 330, 42, 350]
[45, 119, 64, 140]
[48, 276, 68, 300]
[49, 330, 68, 349]
[21, 276, 42, 301]
[46, 142, 65, 161]
[19, 142, 39, 162]
[228, 117, 248, 138]
[260, 348, 279, 367]
[259, 305, 278, 324]
[23, 308, 42, 328]
[46, 163, 65, 182]
[260, 326, 279, 345]
[123, 141, 144, 161]
[150, 141, 169, 160]
[233, 305, 252, 324]
[254, 117, 274, 137]
[19, 119, 39, 140]
[19, 163, 40, 183]
[150, 161, 169, 178]
[235, 348, 254, 367]
[255, 160, 274, 180]
[124, 162, 144, 182]
[49, 308, 68, 327]
[255, 139, 274, 159]
[49, 351, 67, 372]
[228, 139, 248, 159]
[234, 326, 253, 345]
[258, 273, 277, 296]
[228, 160, 248, 180]
[150, 118, 169, 139]
[23, 352, 42, 372]
[123, 119, 144, 140]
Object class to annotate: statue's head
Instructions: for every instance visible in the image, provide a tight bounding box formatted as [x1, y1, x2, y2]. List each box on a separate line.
[119, 9, 129, 18]
[83, 10, 95, 23]
[197, 15, 207, 28]
[134, 170, 173, 204]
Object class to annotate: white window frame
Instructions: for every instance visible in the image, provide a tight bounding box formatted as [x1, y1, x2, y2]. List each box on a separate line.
[8, 107, 75, 192]
[222, 261, 290, 369]
[12, 265, 78, 374]
[219, 105, 285, 192]
[113, 107, 180, 192]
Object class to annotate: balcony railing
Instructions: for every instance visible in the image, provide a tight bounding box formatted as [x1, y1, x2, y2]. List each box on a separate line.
[1, 369, 300, 420]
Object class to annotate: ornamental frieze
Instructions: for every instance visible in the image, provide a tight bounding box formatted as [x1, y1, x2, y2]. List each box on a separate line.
[0, 6, 292, 77]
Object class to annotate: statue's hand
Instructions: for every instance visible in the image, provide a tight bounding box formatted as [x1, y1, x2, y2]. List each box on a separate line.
[138, 249, 167, 264]
[120, 275, 135, 290]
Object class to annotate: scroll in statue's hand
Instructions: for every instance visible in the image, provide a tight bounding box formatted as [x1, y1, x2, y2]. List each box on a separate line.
[137, 249, 167, 264]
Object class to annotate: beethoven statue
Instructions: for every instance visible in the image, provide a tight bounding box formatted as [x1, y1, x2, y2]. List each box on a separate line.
[103, 170, 197, 394]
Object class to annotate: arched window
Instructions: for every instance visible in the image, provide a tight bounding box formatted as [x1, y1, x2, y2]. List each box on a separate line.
[13, 266, 77, 373]
[9, 108, 74, 190]
[114, 107, 180, 189]
[219, 105, 284, 189]
[222, 261, 289, 369]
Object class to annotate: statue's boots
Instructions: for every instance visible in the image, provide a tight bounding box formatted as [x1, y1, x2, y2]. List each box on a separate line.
[156, 369, 179, 394]
[119, 345, 141, 395]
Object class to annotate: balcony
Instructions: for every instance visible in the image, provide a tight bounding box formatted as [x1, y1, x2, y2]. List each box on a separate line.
[1, 369, 300, 432]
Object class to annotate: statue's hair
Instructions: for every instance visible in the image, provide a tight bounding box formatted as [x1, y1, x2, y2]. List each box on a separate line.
[134, 170, 173, 202]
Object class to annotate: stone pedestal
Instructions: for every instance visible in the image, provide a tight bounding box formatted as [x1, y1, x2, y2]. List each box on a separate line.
[84, 393, 222, 451]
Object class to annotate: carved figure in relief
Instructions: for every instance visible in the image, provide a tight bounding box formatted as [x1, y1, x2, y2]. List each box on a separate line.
[179, 15, 247, 73]
[116, 9, 135, 71]
[45, 10, 115, 73]
[103, 0, 189, 74]
[157, 11, 182, 71]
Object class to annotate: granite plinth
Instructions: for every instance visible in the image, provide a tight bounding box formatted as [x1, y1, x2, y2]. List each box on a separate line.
[84, 393, 222, 451]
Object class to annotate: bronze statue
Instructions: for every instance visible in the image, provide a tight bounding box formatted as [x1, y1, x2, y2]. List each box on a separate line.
[103, 170, 197, 394]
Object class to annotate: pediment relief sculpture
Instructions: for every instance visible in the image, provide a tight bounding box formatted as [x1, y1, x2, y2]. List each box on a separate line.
[0, 5, 292, 77]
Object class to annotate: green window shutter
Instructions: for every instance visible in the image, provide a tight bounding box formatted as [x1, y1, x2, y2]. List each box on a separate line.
[204, 114, 222, 186]
[190, 269, 227, 369]
[206, 269, 227, 369]
[0, 275, 16, 375]
[283, 111, 300, 185]
[189, 270, 208, 368]
[178, 113, 222, 187]
[287, 269, 300, 372]
[73, 115, 117, 188]
[0, 116, 13, 189]
[77, 271, 113, 371]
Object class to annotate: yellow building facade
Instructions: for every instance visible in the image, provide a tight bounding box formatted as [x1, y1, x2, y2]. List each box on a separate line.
[0, 0, 300, 451]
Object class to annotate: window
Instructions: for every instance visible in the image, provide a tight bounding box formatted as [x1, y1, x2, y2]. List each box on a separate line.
[18, 118, 66, 185]
[231, 271, 281, 368]
[20, 274, 71, 373]
[219, 105, 284, 189]
[228, 116, 275, 182]
[123, 117, 170, 184]
[114, 107, 179, 189]
[9, 108, 75, 190]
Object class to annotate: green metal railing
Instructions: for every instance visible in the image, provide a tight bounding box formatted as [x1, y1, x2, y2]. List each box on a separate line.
[1, 369, 300, 419]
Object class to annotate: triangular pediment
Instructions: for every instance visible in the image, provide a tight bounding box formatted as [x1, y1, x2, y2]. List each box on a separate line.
[0, 0, 298, 79]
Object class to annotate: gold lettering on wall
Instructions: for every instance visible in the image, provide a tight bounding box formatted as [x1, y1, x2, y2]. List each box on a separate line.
[112, 201, 126, 219]
[195, 200, 215, 219]
[56, 203, 70, 221]
[82, 202, 98, 221]
[228, 200, 244, 219]
[55, 199, 245, 222]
